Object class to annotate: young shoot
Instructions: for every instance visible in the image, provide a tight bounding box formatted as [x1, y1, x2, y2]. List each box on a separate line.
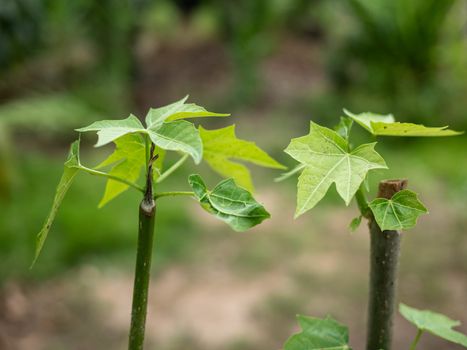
[33, 96, 284, 350]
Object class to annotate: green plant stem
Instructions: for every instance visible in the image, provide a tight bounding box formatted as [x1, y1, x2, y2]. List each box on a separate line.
[409, 329, 423, 350]
[129, 144, 156, 350]
[128, 197, 155, 350]
[366, 179, 408, 350]
[156, 154, 189, 183]
[81, 166, 144, 192]
[355, 185, 370, 218]
[154, 191, 194, 200]
[145, 135, 151, 170]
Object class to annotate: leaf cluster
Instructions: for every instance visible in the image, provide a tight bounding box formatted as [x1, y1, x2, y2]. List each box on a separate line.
[280, 109, 461, 232]
[34, 96, 284, 264]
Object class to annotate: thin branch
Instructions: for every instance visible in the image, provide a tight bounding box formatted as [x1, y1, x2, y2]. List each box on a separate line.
[156, 154, 189, 183]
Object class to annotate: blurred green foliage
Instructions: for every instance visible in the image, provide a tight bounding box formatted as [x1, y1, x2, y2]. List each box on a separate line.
[321, 0, 467, 127]
[331, 0, 457, 91]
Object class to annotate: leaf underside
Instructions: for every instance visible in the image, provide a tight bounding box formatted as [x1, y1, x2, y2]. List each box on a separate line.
[76, 114, 145, 147]
[400, 303, 467, 347]
[145, 95, 229, 128]
[283, 315, 351, 350]
[188, 174, 270, 231]
[344, 109, 463, 137]
[33, 140, 81, 265]
[148, 120, 203, 164]
[285, 121, 387, 217]
[368, 190, 428, 231]
[77, 96, 230, 165]
[199, 125, 285, 192]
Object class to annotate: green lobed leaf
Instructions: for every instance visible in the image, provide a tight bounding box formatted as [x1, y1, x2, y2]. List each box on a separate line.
[188, 174, 270, 231]
[368, 190, 428, 231]
[285, 121, 387, 217]
[283, 315, 351, 350]
[76, 114, 145, 147]
[400, 303, 467, 348]
[344, 109, 463, 137]
[200, 125, 285, 191]
[95, 134, 146, 207]
[148, 120, 203, 164]
[32, 140, 81, 266]
[145, 95, 229, 128]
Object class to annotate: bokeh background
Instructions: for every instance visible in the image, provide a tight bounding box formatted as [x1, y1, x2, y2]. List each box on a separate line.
[1, 1, 466, 349]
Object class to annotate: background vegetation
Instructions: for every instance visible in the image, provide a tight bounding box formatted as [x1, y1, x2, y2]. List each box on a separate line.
[1, 1, 466, 349]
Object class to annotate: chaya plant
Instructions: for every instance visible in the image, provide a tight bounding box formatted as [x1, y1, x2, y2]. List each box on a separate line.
[278, 110, 465, 350]
[32, 96, 284, 350]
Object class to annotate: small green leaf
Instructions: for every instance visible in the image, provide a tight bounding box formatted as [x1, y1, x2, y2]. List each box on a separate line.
[95, 134, 146, 207]
[368, 190, 428, 231]
[334, 116, 354, 141]
[400, 303, 467, 348]
[200, 125, 285, 191]
[285, 121, 387, 217]
[148, 120, 203, 164]
[283, 315, 351, 350]
[344, 109, 463, 137]
[349, 215, 362, 232]
[145, 95, 229, 128]
[33, 140, 81, 266]
[76, 114, 145, 147]
[188, 174, 270, 231]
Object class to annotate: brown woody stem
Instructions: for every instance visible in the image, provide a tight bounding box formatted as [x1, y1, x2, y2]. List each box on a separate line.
[366, 179, 408, 350]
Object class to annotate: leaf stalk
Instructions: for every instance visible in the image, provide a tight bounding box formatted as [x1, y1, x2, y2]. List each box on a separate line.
[80, 166, 144, 193]
[156, 154, 189, 183]
[409, 329, 423, 350]
[154, 191, 194, 200]
[355, 185, 371, 218]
